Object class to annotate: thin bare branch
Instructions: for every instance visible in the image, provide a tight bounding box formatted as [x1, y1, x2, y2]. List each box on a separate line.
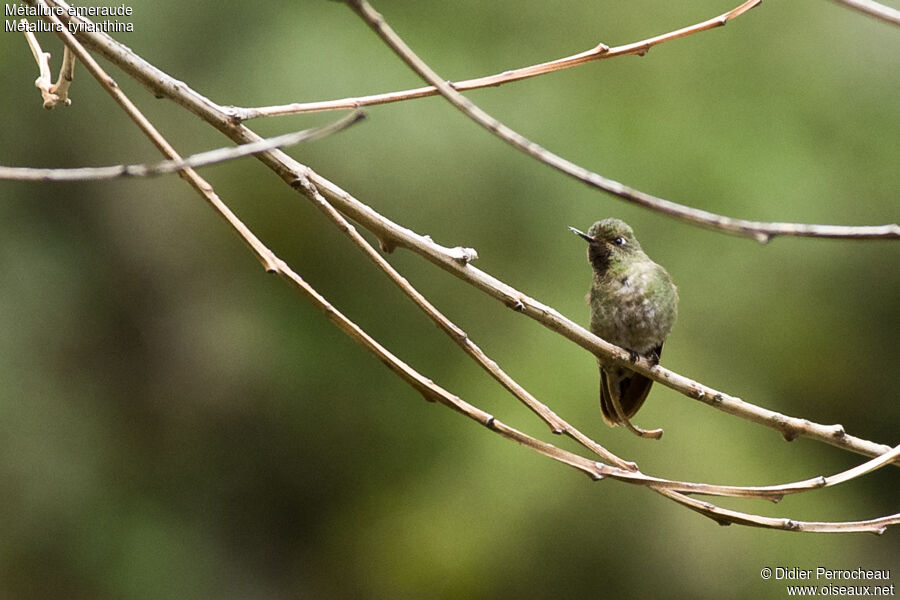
[50, 45, 75, 104]
[457, 417, 900, 532]
[345, 0, 900, 243]
[232, 0, 762, 120]
[828, 0, 900, 26]
[823, 444, 900, 486]
[604, 444, 900, 500]
[0, 111, 365, 182]
[22, 21, 70, 109]
[39, 2, 898, 468]
[657, 488, 899, 534]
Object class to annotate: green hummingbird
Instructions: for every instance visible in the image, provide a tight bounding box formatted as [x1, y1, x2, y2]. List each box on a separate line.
[570, 219, 678, 439]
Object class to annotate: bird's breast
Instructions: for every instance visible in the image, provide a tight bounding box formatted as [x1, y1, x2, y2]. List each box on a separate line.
[588, 264, 676, 354]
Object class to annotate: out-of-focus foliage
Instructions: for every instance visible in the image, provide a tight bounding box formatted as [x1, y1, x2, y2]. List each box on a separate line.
[0, 1, 897, 598]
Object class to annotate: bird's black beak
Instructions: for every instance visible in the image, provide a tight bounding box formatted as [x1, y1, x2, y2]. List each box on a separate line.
[568, 226, 593, 243]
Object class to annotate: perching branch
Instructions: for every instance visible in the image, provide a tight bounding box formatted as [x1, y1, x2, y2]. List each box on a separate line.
[230, 0, 762, 120]
[20, 0, 899, 532]
[345, 0, 899, 243]
[0, 111, 365, 182]
[292, 175, 635, 472]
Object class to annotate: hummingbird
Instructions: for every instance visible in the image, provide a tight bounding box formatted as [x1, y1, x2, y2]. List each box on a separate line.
[570, 219, 678, 439]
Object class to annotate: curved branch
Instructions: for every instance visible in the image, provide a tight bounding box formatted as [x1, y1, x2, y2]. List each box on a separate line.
[346, 0, 899, 242]
[658, 488, 899, 534]
[0, 111, 364, 181]
[603, 444, 900, 499]
[231, 0, 762, 120]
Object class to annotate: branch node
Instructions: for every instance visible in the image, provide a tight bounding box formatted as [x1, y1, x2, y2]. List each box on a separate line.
[508, 298, 526, 312]
[222, 105, 245, 124]
[784, 519, 801, 531]
[449, 245, 478, 263]
[588, 465, 607, 481]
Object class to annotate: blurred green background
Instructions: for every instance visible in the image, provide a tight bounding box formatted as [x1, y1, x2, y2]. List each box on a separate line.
[1, 0, 898, 598]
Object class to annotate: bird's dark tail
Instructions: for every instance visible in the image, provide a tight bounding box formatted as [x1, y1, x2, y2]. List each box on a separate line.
[598, 345, 664, 438]
[599, 367, 653, 427]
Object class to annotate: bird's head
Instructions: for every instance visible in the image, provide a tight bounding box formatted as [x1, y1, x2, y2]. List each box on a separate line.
[569, 218, 643, 273]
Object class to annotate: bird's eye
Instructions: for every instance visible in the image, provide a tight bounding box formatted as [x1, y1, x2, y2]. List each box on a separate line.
[613, 237, 626, 246]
